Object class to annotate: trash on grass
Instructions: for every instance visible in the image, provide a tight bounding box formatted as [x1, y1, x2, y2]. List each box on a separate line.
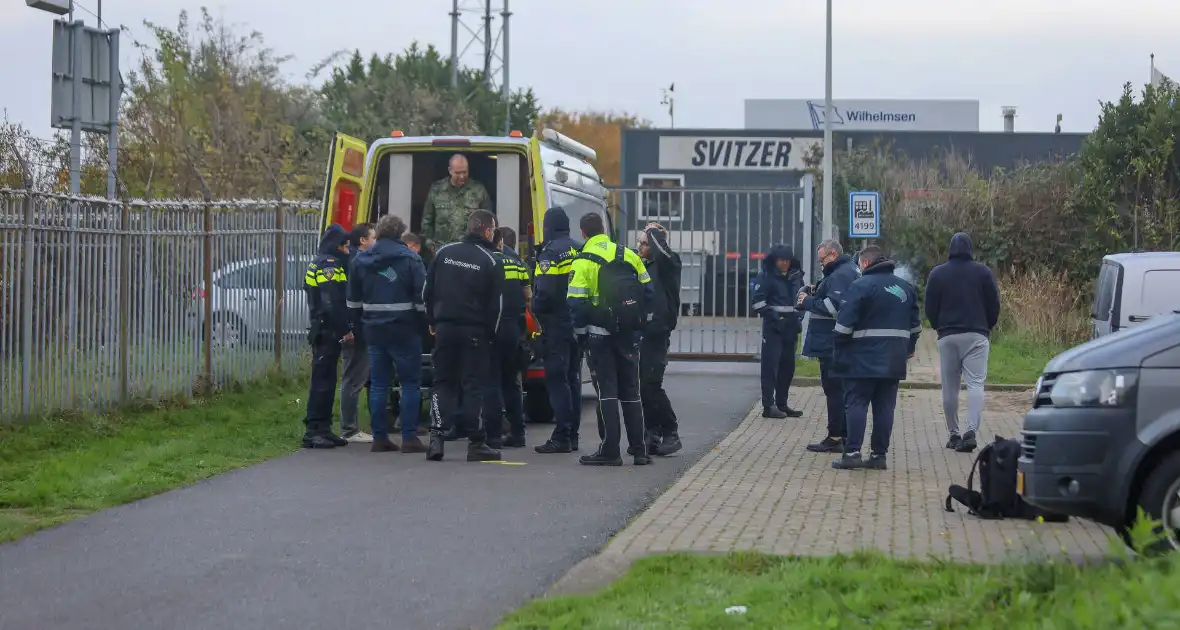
[725, 606, 747, 615]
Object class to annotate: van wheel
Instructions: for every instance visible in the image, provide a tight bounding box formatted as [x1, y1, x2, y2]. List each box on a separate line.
[525, 384, 554, 424]
[1128, 451, 1180, 554]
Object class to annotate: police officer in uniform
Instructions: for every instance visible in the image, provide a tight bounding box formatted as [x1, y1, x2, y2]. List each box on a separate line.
[422, 209, 506, 462]
[532, 207, 585, 455]
[798, 238, 860, 453]
[421, 154, 492, 249]
[830, 245, 921, 471]
[568, 213, 654, 467]
[750, 244, 806, 419]
[302, 224, 353, 449]
[486, 227, 530, 448]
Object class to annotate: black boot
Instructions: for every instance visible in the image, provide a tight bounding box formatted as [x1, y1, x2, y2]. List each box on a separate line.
[654, 432, 682, 456]
[762, 407, 788, 419]
[579, 452, 623, 466]
[534, 439, 572, 454]
[777, 405, 804, 418]
[426, 434, 445, 461]
[865, 453, 888, 470]
[832, 452, 866, 470]
[302, 422, 336, 449]
[806, 436, 843, 453]
[628, 446, 653, 466]
[441, 426, 468, 442]
[955, 430, 978, 453]
[646, 432, 663, 454]
[467, 439, 501, 462]
[570, 437, 580, 452]
[945, 433, 962, 450]
[486, 435, 504, 450]
[502, 434, 526, 448]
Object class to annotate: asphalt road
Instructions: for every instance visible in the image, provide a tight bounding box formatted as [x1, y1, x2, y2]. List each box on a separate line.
[0, 367, 759, 630]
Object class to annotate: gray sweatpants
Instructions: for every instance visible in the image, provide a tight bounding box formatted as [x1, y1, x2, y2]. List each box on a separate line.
[937, 332, 990, 436]
[339, 338, 370, 434]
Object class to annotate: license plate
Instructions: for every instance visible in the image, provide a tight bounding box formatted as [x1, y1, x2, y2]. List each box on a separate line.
[1016, 470, 1025, 496]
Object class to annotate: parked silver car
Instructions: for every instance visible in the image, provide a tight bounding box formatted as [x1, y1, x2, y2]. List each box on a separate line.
[188, 256, 314, 348]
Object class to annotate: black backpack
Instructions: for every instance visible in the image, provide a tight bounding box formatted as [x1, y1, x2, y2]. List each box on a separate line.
[581, 244, 647, 333]
[944, 436, 1068, 522]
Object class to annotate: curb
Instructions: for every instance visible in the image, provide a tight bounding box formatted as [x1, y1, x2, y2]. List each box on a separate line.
[791, 377, 1034, 392]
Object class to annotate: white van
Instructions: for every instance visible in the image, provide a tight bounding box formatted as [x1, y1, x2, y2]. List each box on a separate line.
[1091, 252, 1180, 338]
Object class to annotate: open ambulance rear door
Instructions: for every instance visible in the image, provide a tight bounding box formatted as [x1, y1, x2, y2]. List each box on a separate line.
[320, 132, 368, 233]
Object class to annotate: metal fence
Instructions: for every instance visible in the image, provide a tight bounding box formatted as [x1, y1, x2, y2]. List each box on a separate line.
[611, 182, 814, 359]
[0, 189, 322, 420]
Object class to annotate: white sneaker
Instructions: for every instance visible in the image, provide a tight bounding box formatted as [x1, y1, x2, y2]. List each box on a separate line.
[346, 431, 374, 444]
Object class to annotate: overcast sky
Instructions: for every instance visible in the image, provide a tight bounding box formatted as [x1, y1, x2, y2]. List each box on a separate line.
[2, 0, 1178, 140]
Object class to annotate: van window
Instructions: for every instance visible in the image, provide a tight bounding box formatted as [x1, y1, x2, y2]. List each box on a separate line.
[549, 188, 607, 246]
[1091, 262, 1120, 321]
[1138, 269, 1180, 317]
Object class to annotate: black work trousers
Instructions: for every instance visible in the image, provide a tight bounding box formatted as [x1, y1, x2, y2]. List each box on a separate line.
[843, 378, 900, 455]
[486, 325, 526, 439]
[586, 333, 645, 458]
[429, 323, 493, 443]
[760, 322, 798, 410]
[640, 331, 677, 438]
[304, 335, 343, 434]
[819, 358, 846, 439]
[544, 331, 583, 444]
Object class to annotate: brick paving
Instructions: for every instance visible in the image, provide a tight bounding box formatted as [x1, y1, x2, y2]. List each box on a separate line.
[600, 387, 1111, 564]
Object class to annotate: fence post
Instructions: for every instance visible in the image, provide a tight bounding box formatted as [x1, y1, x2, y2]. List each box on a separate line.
[118, 201, 131, 403]
[19, 193, 34, 417]
[274, 200, 284, 369]
[201, 199, 213, 393]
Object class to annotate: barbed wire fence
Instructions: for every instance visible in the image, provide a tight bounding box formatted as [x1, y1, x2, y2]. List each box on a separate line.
[0, 186, 324, 421]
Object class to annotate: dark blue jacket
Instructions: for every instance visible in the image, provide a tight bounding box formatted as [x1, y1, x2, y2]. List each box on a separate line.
[801, 254, 859, 359]
[832, 258, 921, 380]
[924, 232, 1000, 339]
[750, 244, 805, 334]
[347, 237, 427, 344]
[305, 225, 352, 338]
[532, 207, 581, 335]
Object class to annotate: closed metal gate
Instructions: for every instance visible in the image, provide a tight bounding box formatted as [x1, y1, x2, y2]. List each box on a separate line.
[610, 182, 814, 359]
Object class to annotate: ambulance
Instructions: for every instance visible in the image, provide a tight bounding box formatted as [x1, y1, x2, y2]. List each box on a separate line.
[318, 128, 610, 424]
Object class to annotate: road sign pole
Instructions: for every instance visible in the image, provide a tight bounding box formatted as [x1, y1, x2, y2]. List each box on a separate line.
[821, 0, 834, 242]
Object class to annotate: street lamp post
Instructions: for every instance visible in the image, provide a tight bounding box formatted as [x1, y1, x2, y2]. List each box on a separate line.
[821, 0, 834, 242]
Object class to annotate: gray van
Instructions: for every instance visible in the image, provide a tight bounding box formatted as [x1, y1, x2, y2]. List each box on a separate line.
[1019, 312, 1180, 548]
[1091, 252, 1180, 338]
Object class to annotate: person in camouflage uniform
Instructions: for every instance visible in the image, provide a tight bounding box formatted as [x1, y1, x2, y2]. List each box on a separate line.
[421, 154, 492, 247]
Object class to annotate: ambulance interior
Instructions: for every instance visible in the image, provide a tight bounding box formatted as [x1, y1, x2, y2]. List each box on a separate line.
[367, 148, 534, 258]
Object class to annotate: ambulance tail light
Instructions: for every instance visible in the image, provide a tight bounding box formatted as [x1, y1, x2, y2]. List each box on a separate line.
[334, 187, 357, 232]
[526, 368, 546, 380]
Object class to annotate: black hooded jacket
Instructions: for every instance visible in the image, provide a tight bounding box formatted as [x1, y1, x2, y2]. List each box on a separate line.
[305, 224, 352, 339]
[641, 227, 682, 334]
[532, 207, 581, 334]
[423, 233, 506, 338]
[750, 244, 805, 332]
[924, 232, 1001, 339]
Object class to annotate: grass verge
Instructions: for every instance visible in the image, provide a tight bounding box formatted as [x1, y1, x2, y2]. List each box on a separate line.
[0, 373, 307, 544]
[497, 550, 1177, 629]
[988, 332, 1067, 385]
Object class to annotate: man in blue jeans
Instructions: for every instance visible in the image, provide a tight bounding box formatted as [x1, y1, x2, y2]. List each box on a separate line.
[347, 214, 428, 453]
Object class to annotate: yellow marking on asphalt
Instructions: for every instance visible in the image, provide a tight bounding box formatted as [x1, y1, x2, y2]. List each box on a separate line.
[479, 460, 527, 466]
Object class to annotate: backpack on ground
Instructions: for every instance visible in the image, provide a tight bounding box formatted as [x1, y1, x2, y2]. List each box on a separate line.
[581, 245, 647, 333]
[944, 436, 1069, 522]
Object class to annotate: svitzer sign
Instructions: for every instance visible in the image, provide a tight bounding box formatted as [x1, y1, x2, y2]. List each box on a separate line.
[658, 136, 820, 171]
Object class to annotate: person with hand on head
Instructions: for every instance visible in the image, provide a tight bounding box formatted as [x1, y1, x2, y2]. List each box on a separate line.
[301, 224, 354, 449]
[797, 238, 859, 453]
[830, 245, 921, 471]
[421, 209, 506, 462]
[347, 215, 428, 453]
[750, 244, 806, 419]
[636, 222, 683, 456]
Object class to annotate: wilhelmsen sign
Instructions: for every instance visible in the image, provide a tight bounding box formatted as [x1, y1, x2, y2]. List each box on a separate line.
[658, 136, 820, 171]
[744, 99, 980, 132]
